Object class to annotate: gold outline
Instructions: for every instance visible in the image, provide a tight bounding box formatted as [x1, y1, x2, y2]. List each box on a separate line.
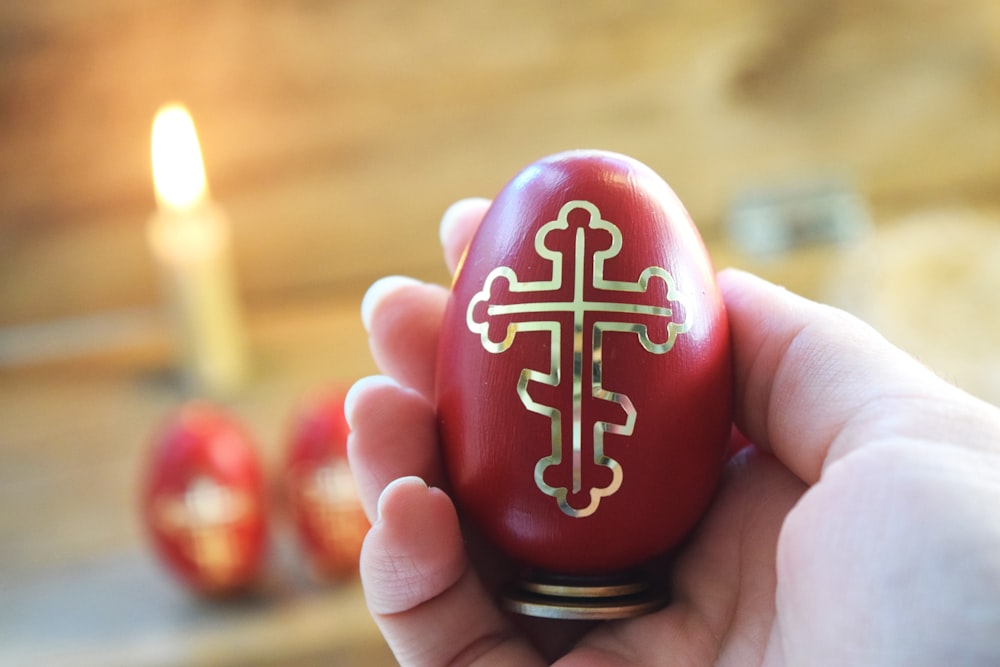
[154, 476, 252, 584]
[466, 200, 690, 518]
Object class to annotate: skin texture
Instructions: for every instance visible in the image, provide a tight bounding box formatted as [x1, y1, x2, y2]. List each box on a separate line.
[347, 197, 1000, 666]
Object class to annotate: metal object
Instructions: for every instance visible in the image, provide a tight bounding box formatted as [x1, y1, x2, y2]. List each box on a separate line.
[502, 571, 667, 620]
[726, 178, 871, 256]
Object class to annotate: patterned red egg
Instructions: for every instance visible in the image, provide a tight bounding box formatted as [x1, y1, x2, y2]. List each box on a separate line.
[436, 150, 732, 615]
[285, 388, 369, 579]
[141, 403, 267, 595]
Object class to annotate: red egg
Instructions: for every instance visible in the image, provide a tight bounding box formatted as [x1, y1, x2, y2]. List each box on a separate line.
[142, 403, 267, 595]
[285, 389, 369, 579]
[436, 150, 732, 615]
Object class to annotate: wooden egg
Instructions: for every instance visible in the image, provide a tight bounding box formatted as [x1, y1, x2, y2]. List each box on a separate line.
[436, 150, 732, 617]
[141, 403, 267, 596]
[285, 389, 369, 579]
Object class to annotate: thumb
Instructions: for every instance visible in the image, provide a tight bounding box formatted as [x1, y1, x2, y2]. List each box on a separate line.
[719, 269, 1000, 485]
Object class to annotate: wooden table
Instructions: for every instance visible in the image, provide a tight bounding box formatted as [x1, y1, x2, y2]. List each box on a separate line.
[0, 294, 396, 666]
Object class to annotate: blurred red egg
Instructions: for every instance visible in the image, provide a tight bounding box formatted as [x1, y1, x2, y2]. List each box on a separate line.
[285, 389, 369, 579]
[141, 403, 267, 595]
[436, 150, 732, 616]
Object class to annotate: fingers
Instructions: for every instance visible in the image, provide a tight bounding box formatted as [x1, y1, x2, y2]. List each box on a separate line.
[361, 276, 449, 400]
[355, 199, 536, 664]
[719, 268, 1000, 485]
[361, 477, 544, 666]
[440, 198, 490, 274]
[345, 375, 444, 522]
[359, 200, 489, 399]
[359, 199, 490, 401]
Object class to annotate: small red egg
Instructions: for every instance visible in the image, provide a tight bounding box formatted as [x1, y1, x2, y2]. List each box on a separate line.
[285, 389, 369, 579]
[141, 403, 267, 595]
[436, 151, 732, 600]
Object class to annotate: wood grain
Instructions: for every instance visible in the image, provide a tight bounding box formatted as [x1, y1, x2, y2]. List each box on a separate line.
[2, 0, 999, 323]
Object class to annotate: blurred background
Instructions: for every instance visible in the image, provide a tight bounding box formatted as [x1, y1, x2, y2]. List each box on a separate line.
[2, 1, 999, 664]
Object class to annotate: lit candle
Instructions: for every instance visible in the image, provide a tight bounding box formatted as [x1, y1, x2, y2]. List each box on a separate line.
[148, 104, 249, 396]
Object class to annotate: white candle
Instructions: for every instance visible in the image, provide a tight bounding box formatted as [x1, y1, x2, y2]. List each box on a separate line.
[148, 104, 249, 396]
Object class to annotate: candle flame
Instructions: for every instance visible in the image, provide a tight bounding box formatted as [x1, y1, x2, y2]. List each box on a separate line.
[152, 104, 208, 211]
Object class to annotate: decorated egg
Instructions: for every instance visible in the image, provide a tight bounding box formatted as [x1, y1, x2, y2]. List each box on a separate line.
[436, 150, 732, 618]
[141, 403, 267, 595]
[285, 389, 369, 579]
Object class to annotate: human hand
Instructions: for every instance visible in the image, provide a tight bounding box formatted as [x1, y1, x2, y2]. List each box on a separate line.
[347, 198, 1000, 666]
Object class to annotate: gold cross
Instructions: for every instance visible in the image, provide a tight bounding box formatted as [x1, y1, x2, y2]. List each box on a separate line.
[154, 475, 252, 587]
[467, 200, 690, 518]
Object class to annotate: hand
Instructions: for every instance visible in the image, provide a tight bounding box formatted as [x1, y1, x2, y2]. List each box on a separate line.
[346, 198, 1000, 666]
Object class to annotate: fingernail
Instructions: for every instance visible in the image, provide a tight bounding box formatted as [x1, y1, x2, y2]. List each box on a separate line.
[376, 476, 428, 521]
[361, 275, 421, 332]
[343, 375, 397, 429]
[439, 198, 490, 246]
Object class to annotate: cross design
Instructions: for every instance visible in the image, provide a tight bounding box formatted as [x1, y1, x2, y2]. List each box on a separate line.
[467, 200, 691, 518]
[154, 475, 252, 585]
[294, 459, 367, 551]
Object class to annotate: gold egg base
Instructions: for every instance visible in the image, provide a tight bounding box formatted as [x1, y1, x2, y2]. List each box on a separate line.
[502, 571, 666, 620]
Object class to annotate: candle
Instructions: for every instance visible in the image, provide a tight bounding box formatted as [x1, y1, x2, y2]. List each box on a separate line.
[148, 104, 249, 396]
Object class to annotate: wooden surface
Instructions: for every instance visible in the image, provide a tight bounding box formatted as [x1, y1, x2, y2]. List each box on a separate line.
[0, 294, 396, 666]
[2, 2, 1000, 665]
[2, 0, 1000, 324]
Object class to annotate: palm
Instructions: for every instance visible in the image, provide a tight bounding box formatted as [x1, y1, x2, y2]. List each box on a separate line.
[529, 447, 803, 665]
